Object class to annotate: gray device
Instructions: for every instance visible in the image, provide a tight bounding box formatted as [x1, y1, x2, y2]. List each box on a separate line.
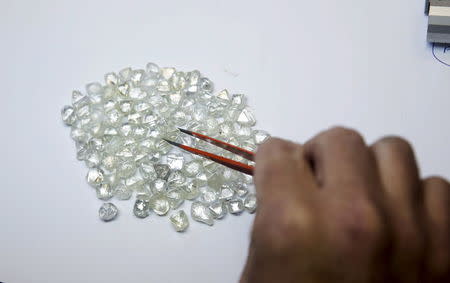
[426, 0, 450, 43]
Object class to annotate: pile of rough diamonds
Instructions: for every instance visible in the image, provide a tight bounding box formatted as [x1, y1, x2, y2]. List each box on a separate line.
[61, 63, 269, 232]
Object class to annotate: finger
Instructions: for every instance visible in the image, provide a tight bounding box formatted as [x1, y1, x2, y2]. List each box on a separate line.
[255, 138, 317, 206]
[423, 176, 450, 281]
[371, 136, 425, 282]
[304, 127, 380, 196]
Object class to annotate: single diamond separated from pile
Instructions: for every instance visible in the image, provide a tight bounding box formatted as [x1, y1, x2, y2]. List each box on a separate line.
[170, 210, 189, 232]
[99, 203, 119, 221]
[61, 62, 269, 231]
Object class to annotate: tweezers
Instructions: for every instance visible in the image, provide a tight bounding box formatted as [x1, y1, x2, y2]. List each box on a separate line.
[163, 128, 254, 176]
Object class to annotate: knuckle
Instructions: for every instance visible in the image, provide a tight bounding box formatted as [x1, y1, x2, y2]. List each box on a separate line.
[424, 175, 450, 188]
[326, 126, 365, 145]
[373, 136, 414, 155]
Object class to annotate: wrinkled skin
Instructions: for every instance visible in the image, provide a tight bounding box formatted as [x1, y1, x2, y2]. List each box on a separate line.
[240, 127, 449, 283]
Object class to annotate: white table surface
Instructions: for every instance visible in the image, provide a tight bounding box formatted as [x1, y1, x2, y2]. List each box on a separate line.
[1, 0, 449, 282]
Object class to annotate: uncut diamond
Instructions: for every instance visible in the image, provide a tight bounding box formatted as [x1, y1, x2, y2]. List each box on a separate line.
[149, 194, 170, 216]
[183, 160, 202, 177]
[167, 171, 186, 187]
[140, 162, 157, 180]
[219, 185, 235, 201]
[61, 106, 76, 126]
[167, 153, 184, 170]
[151, 179, 167, 194]
[237, 108, 256, 126]
[146, 62, 160, 78]
[96, 183, 113, 200]
[104, 72, 118, 85]
[99, 203, 118, 222]
[253, 130, 270, 145]
[233, 183, 249, 197]
[166, 188, 185, 209]
[86, 168, 104, 187]
[191, 202, 214, 226]
[134, 195, 150, 218]
[209, 201, 227, 219]
[169, 210, 189, 232]
[114, 184, 132, 200]
[182, 183, 200, 200]
[200, 187, 218, 204]
[154, 164, 170, 180]
[227, 199, 244, 215]
[244, 193, 257, 213]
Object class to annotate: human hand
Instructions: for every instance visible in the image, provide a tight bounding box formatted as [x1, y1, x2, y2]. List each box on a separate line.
[240, 127, 449, 283]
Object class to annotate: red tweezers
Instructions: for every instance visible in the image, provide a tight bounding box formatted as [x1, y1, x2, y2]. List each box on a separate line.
[163, 128, 254, 176]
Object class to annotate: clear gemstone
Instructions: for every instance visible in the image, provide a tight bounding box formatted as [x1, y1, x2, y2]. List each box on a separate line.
[237, 108, 256, 126]
[209, 201, 227, 219]
[154, 164, 170, 180]
[169, 210, 189, 232]
[86, 168, 104, 187]
[166, 188, 185, 209]
[219, 185, 235, 201]
[140, 163, 157, 180]
[104, 72, 119, 85]
[191, 202, 214, 226]
[217, 89, 230, 100]
[200, 187, 218, 203]
[157, 80, 170, 92]
[161, 67, 175, 80]
[104, 127, 118, 136]
[117, 161, 136, 178]
[183, 160, 202, 177]
[207, 172, 224, 189]
[119, 101, 133, 114]
[149, 194, 170, 216]
[118, 82, 130, 96]
[167, 171, 186, 187]
[199, 77, 213, 92]
[254, 130, 270, 145]
[244, 193, 257, 213]
[96, 183, 113, 200]
[151, 179, 167, 194]
[146, 63, 160, 78]
[129, 88, 147, 99]
[99, 203, 118, 221]
[134, 196, 150, 218]
[125, 174, 144, 190]
[182, 182, 200, 200]
[194, 172, 208, 187]
[188, 70, 200, 85]
[114, 184, 132, 200]
[119, 67, 132, 81]
[233, 183, 249, 197]
[85, 151, 100, 168]
[134, 102, 151, 112]
[130, 69, 145, 83]
[167, 153, 184, 170]
[227, 199, 244, 214]
[171, 72, 186, 90]
[86, 82, 102, 96]
[72, 90, 85, 105]
[61, 106, 76, 126]
[231, 94, 246, 107]
[76, 143, 88, 160]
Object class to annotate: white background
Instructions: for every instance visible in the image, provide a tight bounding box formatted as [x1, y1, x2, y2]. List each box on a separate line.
[1, 0, 449, 282]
